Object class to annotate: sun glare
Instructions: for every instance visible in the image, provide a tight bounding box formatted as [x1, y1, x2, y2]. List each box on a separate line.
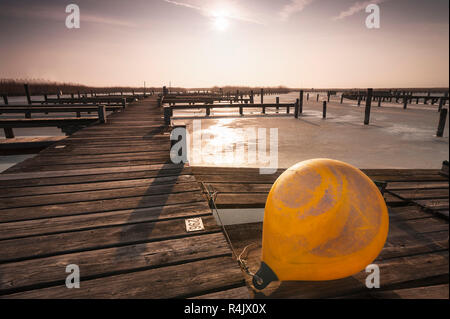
[214, 16, 229, 31]
[211, 8, 231, 31]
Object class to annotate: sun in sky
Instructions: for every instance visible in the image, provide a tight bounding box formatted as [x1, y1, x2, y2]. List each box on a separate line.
[211, 8, 231, 31]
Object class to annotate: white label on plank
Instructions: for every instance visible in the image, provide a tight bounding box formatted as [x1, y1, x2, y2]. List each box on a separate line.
[185, 217, 205, 232]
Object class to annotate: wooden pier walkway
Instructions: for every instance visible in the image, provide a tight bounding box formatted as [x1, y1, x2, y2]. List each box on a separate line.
[0, 97, 248, 298]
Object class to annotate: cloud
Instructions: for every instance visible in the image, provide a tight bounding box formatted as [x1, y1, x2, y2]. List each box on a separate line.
[279, 0, 316, 21]
[163, 0, 203, 11]
[163, 0, 263, 25]
[333, 0, 388, 20]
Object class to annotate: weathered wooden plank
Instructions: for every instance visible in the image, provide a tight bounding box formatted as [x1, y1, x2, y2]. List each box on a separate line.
[415, 199, 449, 210]
[23, 152, 172, 165]
[0, 201, 211, 240]
[0, 232, 230, 294]
[6, 157, 173, 173]
[0, 174, 196, 198]
[390, 188, 449, 200]
[0, 191, 206, 222]
[0, 181, 200, 209]
[0, 163, 186, 181]
[386, 181, 449, 190]
[0, 168, 192, 189]
[3, 256, 245, 299]
[0, 215, 220, 263]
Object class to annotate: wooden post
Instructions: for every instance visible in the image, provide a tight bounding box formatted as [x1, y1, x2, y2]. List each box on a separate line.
[164, 107, 171, 125]
[340, 95, 344, 104]
[206, 106, 211, 116]
[436, 108, 447, 137]
[327, 92, 330, 102]
[378, 97, 382, 107]
[2, 94, 8, 105]
[294, 99, 300, 119]
[299, 90, 304, 114]
[403, 95, 408, 109]
[24, 84, 31, 105]
[98, 105, 107, 123]
[438, 98, 445, 112]
[250, 91, 254, 104]
[364, 88, 373, 125]
[316, 93, 319, 102]
[276, 97, 280, 113]
[77, 91, 81, 98]
[239, 104, 243, 116]
[307, 93, 309, 101]
[4, 128, 14, 139]
[122, 98, 127, 109]
[260, 88, 264, 104]
[322, 101, 327, 119]
[357, 95, 361, 107]
[91, 90, 94, 98]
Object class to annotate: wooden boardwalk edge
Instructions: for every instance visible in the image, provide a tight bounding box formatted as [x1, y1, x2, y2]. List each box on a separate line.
[0, 96, 249, 299]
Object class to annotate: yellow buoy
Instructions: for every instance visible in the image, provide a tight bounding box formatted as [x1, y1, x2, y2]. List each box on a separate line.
[253, 158, 389, 290]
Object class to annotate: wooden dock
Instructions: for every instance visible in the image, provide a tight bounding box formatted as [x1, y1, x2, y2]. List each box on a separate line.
[0, 97, 249, 299]
[193, 166, 449, 299]
[0, 92, 448, 299]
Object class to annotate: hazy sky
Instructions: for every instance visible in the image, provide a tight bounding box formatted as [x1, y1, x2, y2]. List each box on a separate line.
[0, 0, 448, 88]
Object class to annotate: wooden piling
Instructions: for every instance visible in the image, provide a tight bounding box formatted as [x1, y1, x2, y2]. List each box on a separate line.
[24, 84, 31, 105]
[316, 93, 319, 102]
[250, 91, 254, 104]
[403, 96, 408, 109]
[340, 95, 344, 104]
[164, 107, 171, 125]
[307, 93, 309, 101]
[357, 95, 361, 107]
[122, 98, 127, 109]
[436, 108, 447, 137]
[364, 88, 373, 125]
[378, 97, 382, 108]
[323, 101, 327, 119]
[299, 90, 304, 114]
[276, 97, 280, 113]
[438, 98, 444, 112]
[260, 88, 264, 104]
[2, 94, 8, 105]
[97, 105, 107, 123]
[294, 99, 300, 119]
[4, 128, 14, 139]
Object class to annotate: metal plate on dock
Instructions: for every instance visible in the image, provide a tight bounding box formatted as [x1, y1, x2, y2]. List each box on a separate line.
[185, 217, 205, 232]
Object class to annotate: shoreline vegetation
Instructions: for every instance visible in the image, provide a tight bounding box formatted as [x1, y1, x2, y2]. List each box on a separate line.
[1, 79, 448, 97]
